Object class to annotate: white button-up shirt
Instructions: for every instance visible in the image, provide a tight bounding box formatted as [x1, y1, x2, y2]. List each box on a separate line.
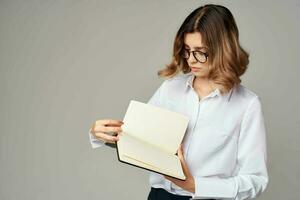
[89, 72, 268, 200]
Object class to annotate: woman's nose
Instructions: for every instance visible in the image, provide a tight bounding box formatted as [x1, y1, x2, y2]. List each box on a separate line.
[187, 52, 198, 63]
[188, 56, 198, 64]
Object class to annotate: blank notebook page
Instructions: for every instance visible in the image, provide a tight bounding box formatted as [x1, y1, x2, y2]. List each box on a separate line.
[121, 100, 189, 155]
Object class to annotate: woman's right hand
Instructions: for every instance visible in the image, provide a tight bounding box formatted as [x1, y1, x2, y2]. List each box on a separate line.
[90, 119, 124, 144]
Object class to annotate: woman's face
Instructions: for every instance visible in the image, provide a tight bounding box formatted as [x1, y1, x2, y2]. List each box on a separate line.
[183, 32, 210, 78]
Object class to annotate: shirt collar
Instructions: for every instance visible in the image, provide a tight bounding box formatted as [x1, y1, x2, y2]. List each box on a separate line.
[185, 73, 233, 102]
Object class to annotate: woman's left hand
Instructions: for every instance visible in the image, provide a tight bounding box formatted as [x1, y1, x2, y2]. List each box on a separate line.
[163, 143, 195, 193]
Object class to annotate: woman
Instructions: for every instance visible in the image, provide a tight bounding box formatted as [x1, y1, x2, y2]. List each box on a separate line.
[89, 3, 268, 200]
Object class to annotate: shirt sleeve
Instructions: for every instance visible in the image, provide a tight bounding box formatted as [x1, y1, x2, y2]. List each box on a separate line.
[147, 80, 166, 107]
[89, 128, 106, 148]
[88, 80, 166, 149]
[191, 96, 269, 200]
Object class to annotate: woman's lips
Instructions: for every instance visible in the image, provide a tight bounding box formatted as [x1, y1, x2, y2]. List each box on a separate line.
[191, 67, 201, 71]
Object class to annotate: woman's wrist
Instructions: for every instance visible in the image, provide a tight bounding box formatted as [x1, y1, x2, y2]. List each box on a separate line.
[186, 177, 195, 193]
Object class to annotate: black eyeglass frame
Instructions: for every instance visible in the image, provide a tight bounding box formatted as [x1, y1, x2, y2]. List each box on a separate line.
[180, 48, 209, 64]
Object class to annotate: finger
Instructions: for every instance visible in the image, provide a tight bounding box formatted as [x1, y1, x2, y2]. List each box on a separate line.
[106, 124, 123, 127]
[94, 132, 119, 142]
[94, 135, 119, 144]
[96, 137, 108, 143]
[164, 175, 174, 182]
[97, 119, 124, 126]
[178, 151, 187, 169]
[104, 126, 123, 133]
[177, 145, 184, 160]
[95, 126, 123, 133]
[104, 138, 117, 144]
[100, 137, 116, 144]
[164, 174, 181, 182]
[176, 146, 191, 176]
[164, 175, 183, 187]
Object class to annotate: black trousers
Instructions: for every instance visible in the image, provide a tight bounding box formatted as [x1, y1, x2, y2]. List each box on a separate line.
[147, 187, 216, 200]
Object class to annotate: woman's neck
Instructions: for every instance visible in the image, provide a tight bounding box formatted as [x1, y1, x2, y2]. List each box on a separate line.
[193, 76, 218, 99]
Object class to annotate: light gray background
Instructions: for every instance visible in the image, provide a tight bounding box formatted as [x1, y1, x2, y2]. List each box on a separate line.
[1, 0, 299, 199]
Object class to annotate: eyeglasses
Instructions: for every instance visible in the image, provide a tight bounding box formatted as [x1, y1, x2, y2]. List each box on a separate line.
[180, 48, 209, 63]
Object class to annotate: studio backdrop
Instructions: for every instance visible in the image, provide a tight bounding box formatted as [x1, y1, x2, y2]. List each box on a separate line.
[0, 0, 299, 199]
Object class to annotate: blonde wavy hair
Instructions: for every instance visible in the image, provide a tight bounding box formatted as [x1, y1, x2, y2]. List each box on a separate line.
[158, 4, 249, 94]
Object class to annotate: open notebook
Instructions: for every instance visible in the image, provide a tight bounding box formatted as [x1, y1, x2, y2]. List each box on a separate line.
[116, 100, 189, 180]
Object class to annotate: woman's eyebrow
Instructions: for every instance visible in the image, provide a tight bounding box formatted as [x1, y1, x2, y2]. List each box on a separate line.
[184, 44, 207, 50]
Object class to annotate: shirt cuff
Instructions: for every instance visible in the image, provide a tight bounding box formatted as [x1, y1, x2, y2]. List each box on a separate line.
[89, 128, 106, 148]
[191, 176, 238, 199]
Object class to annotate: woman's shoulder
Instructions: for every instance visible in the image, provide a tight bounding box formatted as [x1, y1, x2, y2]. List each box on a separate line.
[233, 84, 262, 107]
[236, 84, 258, 97]
[157, 73, 191, 100]
[161, 73, 191, 88]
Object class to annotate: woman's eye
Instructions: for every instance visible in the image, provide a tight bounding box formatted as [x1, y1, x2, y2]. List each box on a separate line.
[196, 51, 205, 55]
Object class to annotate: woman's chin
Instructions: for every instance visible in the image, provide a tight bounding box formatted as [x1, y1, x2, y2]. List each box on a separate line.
[191, 71, 208, 78]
